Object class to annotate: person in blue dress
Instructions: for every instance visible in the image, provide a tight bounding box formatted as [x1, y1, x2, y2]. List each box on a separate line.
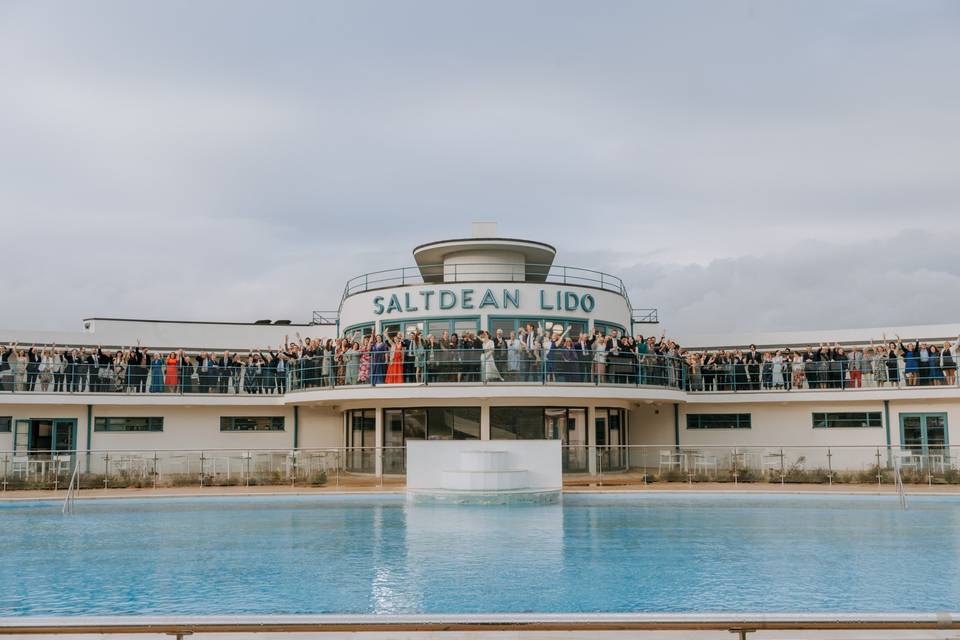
[149, 354, 164, 393]
[370, 334, 388, 385]
[897, 336, 920, 386]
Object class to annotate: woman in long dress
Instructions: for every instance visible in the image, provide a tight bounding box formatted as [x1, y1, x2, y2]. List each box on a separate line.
[771, 350, 785, 389]
[357, 336, 371, 384]
[385, 336, 405, 384]
[344, 341, 360, 385]
[164, 351, 180, 393]
[480, 330, 503, 382]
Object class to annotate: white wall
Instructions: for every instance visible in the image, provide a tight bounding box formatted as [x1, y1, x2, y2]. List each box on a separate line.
[0, 318, 317, 351]
[443, 249, 525, 282]
[406, 440, 562, 490]
[339, 281, 631, 334]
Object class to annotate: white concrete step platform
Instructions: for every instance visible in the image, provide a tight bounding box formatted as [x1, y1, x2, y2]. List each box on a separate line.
[458, 450, 512, 472]
[441, 469, 528, 491]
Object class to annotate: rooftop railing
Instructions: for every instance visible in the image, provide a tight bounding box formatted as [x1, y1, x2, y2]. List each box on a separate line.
[340, 262, 633, 302]
[1, 351, 958, 395]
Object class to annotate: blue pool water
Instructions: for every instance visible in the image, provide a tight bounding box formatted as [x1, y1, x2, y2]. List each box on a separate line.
[1, 493, 958, 616]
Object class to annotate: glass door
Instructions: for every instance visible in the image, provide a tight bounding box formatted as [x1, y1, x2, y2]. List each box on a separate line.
[53, 419, 77, 454]
[596, 408, 628, 472]
[345, 410, 376, 473]
[13, 419, 30, 455]
[900, 413, 949, 472]
[552, 408, 587, 473]
[900, 413, 949, 455]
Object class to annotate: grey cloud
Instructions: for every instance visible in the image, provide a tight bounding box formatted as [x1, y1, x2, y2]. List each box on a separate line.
[1, 1, 958, 332]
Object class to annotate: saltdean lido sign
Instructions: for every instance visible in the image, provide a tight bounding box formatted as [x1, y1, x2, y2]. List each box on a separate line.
[372, 288, 596, 315]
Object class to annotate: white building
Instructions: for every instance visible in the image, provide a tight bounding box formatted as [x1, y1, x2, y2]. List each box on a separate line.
[1, 223, 957, 479]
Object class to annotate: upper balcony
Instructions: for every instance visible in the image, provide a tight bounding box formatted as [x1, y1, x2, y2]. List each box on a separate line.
[340, 262, 635, 306]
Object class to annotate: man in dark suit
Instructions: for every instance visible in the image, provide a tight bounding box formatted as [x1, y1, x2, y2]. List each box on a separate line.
[745, 345, 762, 391]
[129, 343, 148, 393]
[217, 351, 232, 393]
[197, 352, 215, 393]
[402, 330, 416, 383]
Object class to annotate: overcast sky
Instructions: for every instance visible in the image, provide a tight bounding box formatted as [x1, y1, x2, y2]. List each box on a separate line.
[2, 0, 958, 335]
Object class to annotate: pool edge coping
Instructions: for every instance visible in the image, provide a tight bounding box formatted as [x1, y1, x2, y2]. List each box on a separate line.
[2, 486, 960, 504]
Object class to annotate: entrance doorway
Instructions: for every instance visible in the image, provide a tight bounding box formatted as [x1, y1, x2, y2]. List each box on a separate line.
[900, 413, 948, 455]
[12, 418, 78, 456]
[595, 408, 627, 471]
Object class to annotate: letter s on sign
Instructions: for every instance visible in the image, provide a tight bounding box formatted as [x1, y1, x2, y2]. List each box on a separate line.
[373, 296, 385, 315]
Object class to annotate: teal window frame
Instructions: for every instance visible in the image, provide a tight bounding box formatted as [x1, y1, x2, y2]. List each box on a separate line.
[0, 416, 10, 433]
[486, 315, 589, 338]
[899, 412, 949, 455]
[342, 322, 374, 338]
[380, 315, 480, 339]
[686, 413, 751, 429]
[220, 416, 285, 432]
[94, 417, 164, 432]
[594, 321, 627, 337]
[812, 412, 881, 429]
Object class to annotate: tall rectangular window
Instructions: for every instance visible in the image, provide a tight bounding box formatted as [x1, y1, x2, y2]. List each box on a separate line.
[812, 412, 882, 429]
[490, 407, 549, 439]
[686, 414, 751, 429]
[0, 417, 11, 433]
[95, 417, 163, 432]
[220, 416, 285, 432]
[383, 407, 479, 442]
[345, 409, 376, 447]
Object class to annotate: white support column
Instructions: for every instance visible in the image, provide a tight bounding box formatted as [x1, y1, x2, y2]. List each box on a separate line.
[374, 408, 383, 478]
[587, 406, 597, 476]
[480, 405, 491, 440]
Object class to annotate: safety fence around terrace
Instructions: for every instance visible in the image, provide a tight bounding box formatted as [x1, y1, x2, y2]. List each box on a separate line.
[2, 350, 959, 395]
[2, 445, 958, 492]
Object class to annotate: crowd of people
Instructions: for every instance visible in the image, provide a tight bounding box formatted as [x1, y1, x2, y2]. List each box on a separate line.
[1, 329, 957, 394]
[287, 325, 681, 388]
[686, 335, 960, 391]
[0, 342, 289, 394]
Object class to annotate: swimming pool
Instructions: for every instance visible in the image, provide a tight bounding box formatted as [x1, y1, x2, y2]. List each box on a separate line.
[1, 493, 958, 616]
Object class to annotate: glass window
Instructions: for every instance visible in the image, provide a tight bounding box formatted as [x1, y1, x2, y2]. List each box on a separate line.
[345, 409, 376, 473]
[489, 318, 516, 336]
[453, 319, 479, 336]
[382, 318, 480, 339]
[812, 412, 882, 429]
[95, 417, 163, 432]
[490, 406, 549, 439]
[489, 317, 587, 338]
[346, 409, 376, 447]
[343, 323, 374, 338]
[404, 408, 428, 440]
[0, 417, 11, 433]
[686, 414, 751, 429]
[384, 409, 404, 448]
[424, 407, 481, 440]
[383, 407, 479, 442]
[220, 416, 285, 432]
[426, 320, 450, 338]
[594, 321, 627, 337]
[382, 323, 401, 338]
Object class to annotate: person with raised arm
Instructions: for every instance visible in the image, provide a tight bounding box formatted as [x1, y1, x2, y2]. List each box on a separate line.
[941, 335, 959, 387]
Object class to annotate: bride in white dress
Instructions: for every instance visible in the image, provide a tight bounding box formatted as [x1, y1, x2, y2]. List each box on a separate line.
[480, 330, 503, 382]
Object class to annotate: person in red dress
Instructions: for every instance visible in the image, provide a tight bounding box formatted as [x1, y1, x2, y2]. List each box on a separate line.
[385, 336, 405, 384]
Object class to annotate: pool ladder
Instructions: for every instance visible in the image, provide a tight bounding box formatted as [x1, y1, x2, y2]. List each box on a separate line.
[62, 461, 80, 515]
[893, 461, 908, 511]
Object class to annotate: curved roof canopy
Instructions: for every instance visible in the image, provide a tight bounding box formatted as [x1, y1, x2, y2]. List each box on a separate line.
[412, 237, 557, 283]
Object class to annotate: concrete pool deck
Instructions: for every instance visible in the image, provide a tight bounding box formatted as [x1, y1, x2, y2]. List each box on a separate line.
[0, 614, 958, 640]
[2, 481, 959, 501]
